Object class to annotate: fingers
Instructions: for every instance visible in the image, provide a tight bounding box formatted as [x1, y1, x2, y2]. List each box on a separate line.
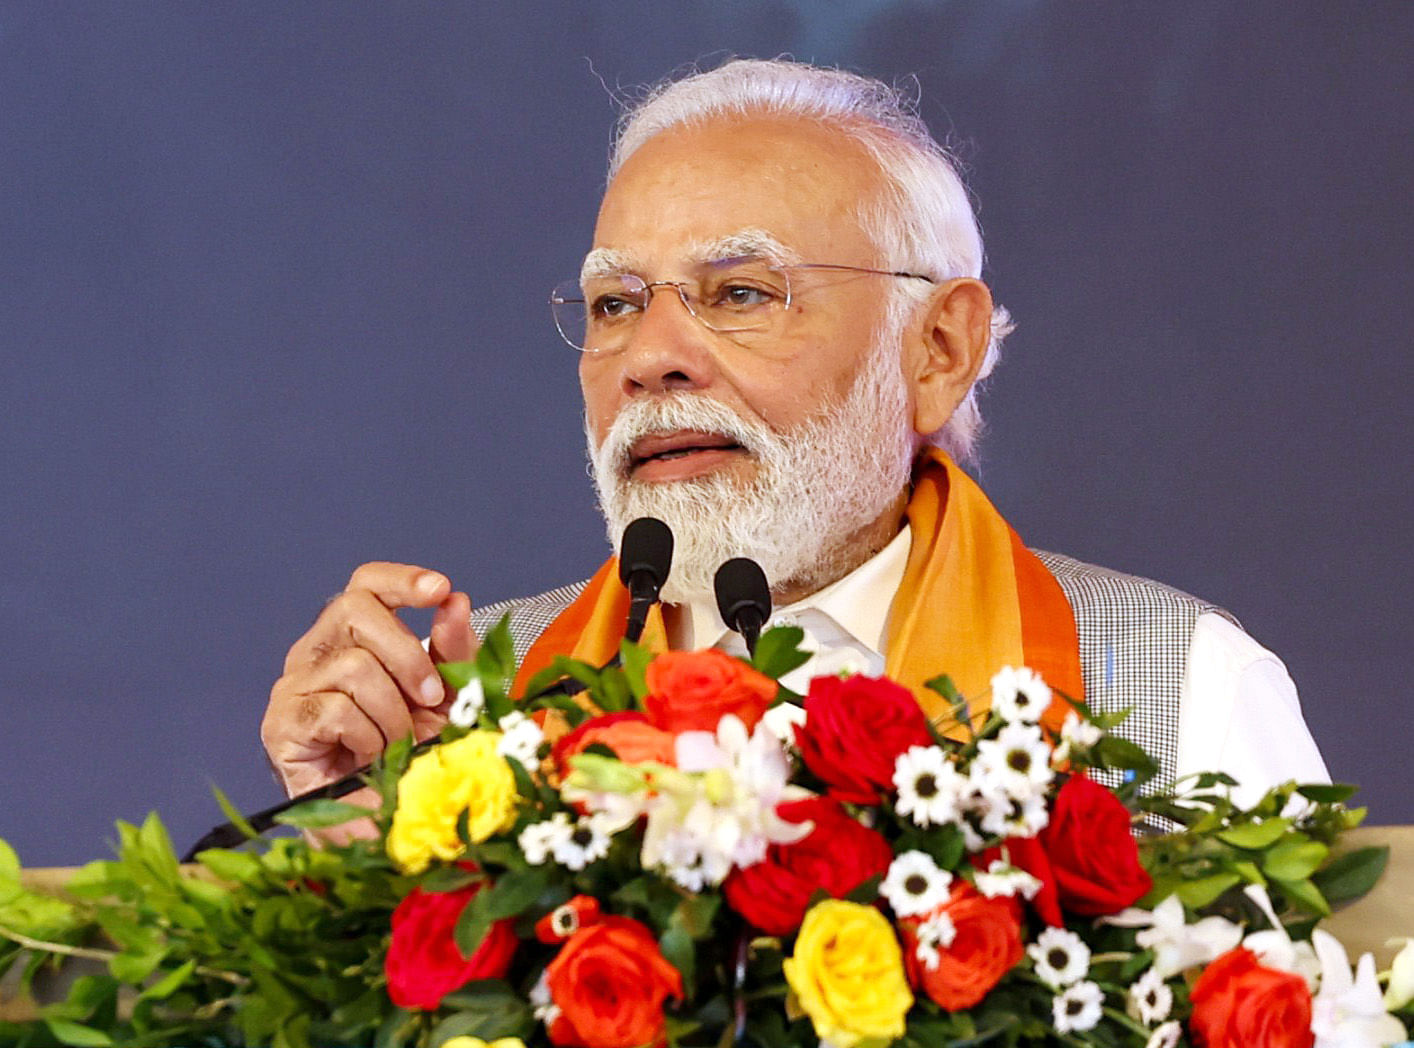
[430, 591, 477, 664]
[287, 591, 443, 708]
[346, 562, 451, 609]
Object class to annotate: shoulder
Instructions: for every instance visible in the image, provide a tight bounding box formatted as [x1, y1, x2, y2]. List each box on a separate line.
[1031, 549, 1237, 628]
[470, 580, 588, 662]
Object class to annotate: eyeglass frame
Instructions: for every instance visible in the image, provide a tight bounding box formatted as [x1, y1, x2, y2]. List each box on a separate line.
[548, 261, 937, 353]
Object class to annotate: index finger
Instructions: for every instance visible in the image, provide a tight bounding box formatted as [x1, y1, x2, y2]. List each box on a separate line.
[345, 561, 451, 609]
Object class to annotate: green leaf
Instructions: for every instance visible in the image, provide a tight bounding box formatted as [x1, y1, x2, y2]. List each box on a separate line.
[659, 921, 695, 991]
[752, 626, 811, 680]
[1175, 872, 1241, 908]
[109, 947, 167, 984]
[476, 866, 552, 920]
[0, 840, 20, 884]
[138, 959, 196, 1002]
[433, 980, 532, 1042]
[1312, 845, 1389, 905]
[1094, 736, 1159, 780]
[195, 848, 262, 885]
[419, 866, 482, 894]
[274, 798, 377, 829]
[594, 667, 634, 713]
[1272, 876, 1330, 916]
[44, 1019, 115, 1047]
[620, 640, 654, 701]
[1217, 818, 1292, 850]
[210, 785, 260, 842]
[435, 660, 477, 691]
[480, 617, 517, 685]
[1295, 783, 1359, 804]
[1262, 839, 1328, 882]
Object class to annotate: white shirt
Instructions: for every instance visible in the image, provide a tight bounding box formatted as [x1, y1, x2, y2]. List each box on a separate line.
[672, 526, 1329, 802]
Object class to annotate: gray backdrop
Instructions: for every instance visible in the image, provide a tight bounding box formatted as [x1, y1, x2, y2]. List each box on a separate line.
[3, 2, 1411, 867]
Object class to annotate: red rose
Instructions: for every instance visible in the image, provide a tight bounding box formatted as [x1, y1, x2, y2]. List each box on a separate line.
[546, 915, 684, 1048]
[1039, 773, 1152, 916]
[553, 711, 677, 777]
[900, 882, 1024, 1011]
[1189, 947, 1314, 1048]
[384, 877, 517, 1011]
[974, 836, 1062, 927]
[643, 649, 777, 734]
[723, 797, 893, 935]
[794, 675, 934, 804]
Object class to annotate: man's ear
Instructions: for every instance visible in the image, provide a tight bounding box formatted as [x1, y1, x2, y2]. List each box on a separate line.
[907, 277, 994, 438]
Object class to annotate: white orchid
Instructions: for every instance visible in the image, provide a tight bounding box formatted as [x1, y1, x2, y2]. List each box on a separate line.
[1104, 895, 1242, 979]
[1309, 929, 1407, 1048]
[1241, 884, 1322, 990]
[1385, 938, 1414, 1011]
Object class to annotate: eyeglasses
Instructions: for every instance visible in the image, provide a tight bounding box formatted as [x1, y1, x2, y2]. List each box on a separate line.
[549, 259, 935, 353]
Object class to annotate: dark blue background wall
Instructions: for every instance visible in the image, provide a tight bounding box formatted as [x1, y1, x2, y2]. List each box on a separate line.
[3, 2, 1411, 866]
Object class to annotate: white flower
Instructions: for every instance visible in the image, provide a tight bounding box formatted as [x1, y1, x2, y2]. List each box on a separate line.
[990, 665, 1051, 724]
[1052, 709, 1104, 764]
[975, 859, 1042, 900]
[1310, 929, 1408, 1048]
[1104, 894, 1242, 979]
[1028, 927, 1091, 989]
[761, 701, 807, 751]
[1242, 884, 1321, 990]
[529, 970, 560, 1026]
[637, 715, 811, 889]
[1385, 937, 1414, 1010]
[881, 850, 953, 918]
[893, 745, 966, 827]
[973, 722, 1054, 800]
[1145, 1021, 1182, 1048]
[447, 677, 485, 728]
[979, 790, 1050, 839]
[1127, 967, 1174, 1025]
[496, 710, 544, 767]
[551, 813, 613, 871]
[913, 912, 957, 971]
[518, 813, 572, 866]
[1052, 980, 1105, 1034]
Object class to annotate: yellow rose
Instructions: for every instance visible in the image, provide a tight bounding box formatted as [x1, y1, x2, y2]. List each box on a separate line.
[782, 899, 913, 1048]
[386, 731, 518, 874]
[441, 1039, 525, 1048]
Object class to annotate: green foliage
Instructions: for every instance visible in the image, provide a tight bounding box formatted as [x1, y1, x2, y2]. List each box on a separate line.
[751, 626, 810, 681]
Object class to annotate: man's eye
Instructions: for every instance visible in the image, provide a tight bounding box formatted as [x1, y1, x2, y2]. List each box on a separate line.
[590, 294, 641, 320]
[715, 283, 777, 309]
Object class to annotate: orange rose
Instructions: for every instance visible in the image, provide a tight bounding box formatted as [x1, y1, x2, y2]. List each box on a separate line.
[545, 916, 683, 1048]
[643, 649, 776, 734]
[552, 712, 676, 780]
[900, 882, 1024, 1011]
[1189, 947, 1313, 1048]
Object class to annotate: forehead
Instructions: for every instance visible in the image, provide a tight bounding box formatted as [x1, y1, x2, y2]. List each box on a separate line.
[591, 115, 886, 270]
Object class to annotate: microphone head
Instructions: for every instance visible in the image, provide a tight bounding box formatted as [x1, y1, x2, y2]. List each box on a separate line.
[713, 557, 772, 630]
[619, 517, 674, 591]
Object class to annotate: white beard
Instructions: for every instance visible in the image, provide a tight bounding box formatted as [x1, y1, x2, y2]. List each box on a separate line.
[588, 340, 916, 605]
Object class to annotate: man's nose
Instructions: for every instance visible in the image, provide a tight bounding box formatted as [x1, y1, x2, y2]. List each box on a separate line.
[616, 284, 717, 396]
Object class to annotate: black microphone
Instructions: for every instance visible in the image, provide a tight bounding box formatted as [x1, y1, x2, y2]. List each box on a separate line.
[714, 557, 772, 657]
[619, 517, 673, 643]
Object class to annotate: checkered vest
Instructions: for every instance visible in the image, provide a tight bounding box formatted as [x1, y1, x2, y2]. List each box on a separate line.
[470, 551, 1232, 794]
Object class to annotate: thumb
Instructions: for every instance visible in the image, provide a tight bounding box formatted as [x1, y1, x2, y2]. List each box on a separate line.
[429, 591, 477, 664]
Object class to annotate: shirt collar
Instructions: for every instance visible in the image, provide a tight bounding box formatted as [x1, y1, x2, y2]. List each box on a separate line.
[672, 524, 913, 654]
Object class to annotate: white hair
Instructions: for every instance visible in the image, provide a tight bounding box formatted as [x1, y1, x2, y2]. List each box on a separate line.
[609, 57, 1012, 464]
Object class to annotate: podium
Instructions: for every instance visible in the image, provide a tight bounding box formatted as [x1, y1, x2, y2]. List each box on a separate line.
[4, 826, 1413, 1024]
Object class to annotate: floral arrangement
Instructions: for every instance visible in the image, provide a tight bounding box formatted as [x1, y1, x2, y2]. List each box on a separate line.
[2, 621, 1413, 1048]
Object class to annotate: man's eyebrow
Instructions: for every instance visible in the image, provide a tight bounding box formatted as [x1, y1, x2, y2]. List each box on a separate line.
[687, 229, 804, 267]
[579, 248, 639, 284]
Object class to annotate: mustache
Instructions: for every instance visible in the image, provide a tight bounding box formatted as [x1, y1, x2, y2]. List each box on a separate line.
[593, 394, 770, 477]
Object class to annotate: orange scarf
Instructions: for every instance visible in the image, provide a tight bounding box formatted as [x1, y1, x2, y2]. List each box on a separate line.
[512, 448, 1081, 732]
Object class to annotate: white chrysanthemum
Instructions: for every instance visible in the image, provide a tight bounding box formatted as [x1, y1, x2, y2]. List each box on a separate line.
[893, 745, 966, 827]
[1052, 709, 1104, 764]
[1145, 1021, 1181, 1048]
[551, 813, 613, 871]
[1028, 927, 1091, 989]
[496, 710, 545, 767]
[881, 850, 953, 918]
[1052, 980, 1105, 1034]
[447, 677, 485, 728]
[976, 859, 1042, 900]
[974, 722, 1055, 800]
[979, 789, 1050, 839]
[990, 665, 1051, 724]
[518, 813, 571, 866]
[761, 701, 807, 751]
[529, 970, 560, 1026]
[913, 912, 957, 971]
[1126, 966, 1173, 1025]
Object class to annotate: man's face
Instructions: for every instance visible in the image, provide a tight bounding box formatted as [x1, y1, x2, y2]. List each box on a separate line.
[579, 115, 922, 602]
[580, 115, 906, 472]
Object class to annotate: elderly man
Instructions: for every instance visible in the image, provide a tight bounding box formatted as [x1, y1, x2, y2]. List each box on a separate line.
[260, 59, 1326, 809]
